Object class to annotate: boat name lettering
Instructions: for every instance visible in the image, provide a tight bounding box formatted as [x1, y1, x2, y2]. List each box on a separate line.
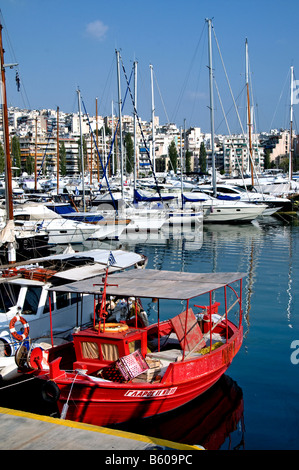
[124, 387, 177, 398]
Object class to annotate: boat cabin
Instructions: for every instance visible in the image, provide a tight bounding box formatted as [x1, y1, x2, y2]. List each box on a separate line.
[71, 325, 148, 376]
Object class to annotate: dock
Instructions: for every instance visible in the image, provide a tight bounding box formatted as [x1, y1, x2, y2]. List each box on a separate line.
[0, 406, 203, 451]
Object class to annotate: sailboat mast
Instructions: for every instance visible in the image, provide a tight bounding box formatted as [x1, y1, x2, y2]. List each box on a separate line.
[207, 19, 217, 197]
[77, 88, 86, 212]
[289, 65, 294, 181]
[134, 60, 138, 191]
[56, 106, 59, 194]
[150, 64, 156, 174]
[246, 39, 254, 186]
[0, 23, 13, 221]
[116, 50, 124, 199]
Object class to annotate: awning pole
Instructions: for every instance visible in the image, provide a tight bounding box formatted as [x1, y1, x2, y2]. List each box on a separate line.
[182, 299, 190, 361]
[49, 294, 53, 347]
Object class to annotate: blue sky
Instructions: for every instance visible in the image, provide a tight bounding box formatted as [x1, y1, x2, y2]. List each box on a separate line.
[1, 0, 298, 134]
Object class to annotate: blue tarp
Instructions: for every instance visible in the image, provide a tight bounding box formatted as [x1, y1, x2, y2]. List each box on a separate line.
[134, 189, 175, 203]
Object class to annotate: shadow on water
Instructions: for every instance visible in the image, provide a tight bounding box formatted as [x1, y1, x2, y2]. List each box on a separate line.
[108, 374, 244, 450]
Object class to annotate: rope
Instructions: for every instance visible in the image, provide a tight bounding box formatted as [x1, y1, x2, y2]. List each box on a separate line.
[119, 55, 162, 203]
[60, 371, 79, 419]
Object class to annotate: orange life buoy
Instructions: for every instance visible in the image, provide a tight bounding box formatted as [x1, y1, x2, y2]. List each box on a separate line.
[98, 322, 129, 333]
[9, 314, 30, 341]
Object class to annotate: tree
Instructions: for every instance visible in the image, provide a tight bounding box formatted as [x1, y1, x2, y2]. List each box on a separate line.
[185, 150, 192, 173]
[59, 142, 67, 176]
[124, 133, 134, 174]
[11, 136, 21, 176]
[25, 154, 34, 175]
[168, 140, 178, 173]
[77, 137, 87, 174]
[264, 149, 271, 170]
[199, 142, 207, 173]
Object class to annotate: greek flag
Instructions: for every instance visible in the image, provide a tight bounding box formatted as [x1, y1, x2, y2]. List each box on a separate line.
[108, 251, 116, 266]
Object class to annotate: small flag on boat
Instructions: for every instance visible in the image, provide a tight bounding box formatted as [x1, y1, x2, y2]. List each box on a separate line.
[108, 251, 116, 266]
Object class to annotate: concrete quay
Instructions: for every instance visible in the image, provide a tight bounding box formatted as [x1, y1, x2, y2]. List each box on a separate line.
[0, 406, 203, 451]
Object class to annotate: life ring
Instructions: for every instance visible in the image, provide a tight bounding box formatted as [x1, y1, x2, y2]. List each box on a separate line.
[9, 314, 30, 341]
[98, 322, 129, 333]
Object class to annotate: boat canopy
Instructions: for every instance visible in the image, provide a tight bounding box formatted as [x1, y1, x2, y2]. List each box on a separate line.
[134, 189, 175, 203]
[48, 269, 246, 300]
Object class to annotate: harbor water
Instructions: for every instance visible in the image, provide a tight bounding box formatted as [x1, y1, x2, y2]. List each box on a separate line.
[2, 215, 299, 450]
[106, 215, 299, 450]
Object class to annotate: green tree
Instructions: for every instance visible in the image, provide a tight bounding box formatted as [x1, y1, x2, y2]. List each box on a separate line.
[185, 150, 192, 173]
[199, 142, 207, 173]
[168, 140, 178, 173]
[264, 149, 271, 170]
[59, 142, 67, 176]
[124, 133, 134, 174]
[25, 154, 34, 175]
[11, 136, 21, 176]
[77, 137, 87, 174]
[0, 142, 5, 174]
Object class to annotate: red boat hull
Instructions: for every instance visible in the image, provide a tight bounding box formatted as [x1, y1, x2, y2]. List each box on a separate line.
[51, 326, 243, 427]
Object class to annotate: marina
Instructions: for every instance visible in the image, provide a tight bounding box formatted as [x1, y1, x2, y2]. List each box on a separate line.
[1, 4, 299, 452]
[0, 215, 298, 450]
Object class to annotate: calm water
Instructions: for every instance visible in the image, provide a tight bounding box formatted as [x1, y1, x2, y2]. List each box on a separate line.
[109, 216, 299, 450]
[3, 216, 299, 450]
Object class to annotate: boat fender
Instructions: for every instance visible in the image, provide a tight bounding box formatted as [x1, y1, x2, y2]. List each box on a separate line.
[41, 380, 60, 403]
[98, 323, 129, 333]
[9, 315, 30, 341]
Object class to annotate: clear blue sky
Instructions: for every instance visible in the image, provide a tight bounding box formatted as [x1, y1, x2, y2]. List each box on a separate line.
[1, 0, 298, 134]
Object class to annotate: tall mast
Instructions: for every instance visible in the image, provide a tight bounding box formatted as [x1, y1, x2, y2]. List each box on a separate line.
[77, 87, 86, 212]
[116, 50, 124, 199]
[0, 21, 17, 263]
[96, 97, 99, 182]
[150, 64, 155, 173]
[207, 19, 216, 197]
[289, 65, 294, 182]
[34, 116, 37, 191]
[133, 60, 138, 192]
[0, 22, 13, 221]
[246, 38, 254, 186]
[56, 106, 59, 194]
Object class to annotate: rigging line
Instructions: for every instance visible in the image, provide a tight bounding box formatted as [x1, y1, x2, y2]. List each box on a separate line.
[119, 55, 162, 202]
[0, 11, 31, 109]
[98, 67, 133, 187]
[37, 124, 55, 178]
[171, 21, 206, 124]
[269, 68, 289, 131]
[212, 23, 261, 187]
[153, 70, 170, 124]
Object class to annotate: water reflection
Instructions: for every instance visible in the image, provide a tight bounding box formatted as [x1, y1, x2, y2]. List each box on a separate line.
[109, 375, 244, 450]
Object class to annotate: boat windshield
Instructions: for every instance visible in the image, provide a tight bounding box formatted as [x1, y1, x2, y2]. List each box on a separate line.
[0, 283, 21, 313]
[23, 286, 42, 315]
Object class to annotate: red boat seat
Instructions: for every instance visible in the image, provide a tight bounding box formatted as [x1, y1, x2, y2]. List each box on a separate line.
[170, 308, 206, 355]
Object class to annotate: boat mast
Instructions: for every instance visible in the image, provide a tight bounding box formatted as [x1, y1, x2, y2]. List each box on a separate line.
[207, 19, 217, 197]
[0, 21, 17, 263]
[289, 65, 294, 182]
[245, 39, 254, 186]
[77, 87, 86, 212]
[150, 64, 155, 174]
[56, 106, 59, 194]
[96, 97, 100, 182]
[134, 60, 138, 192]
[116, 50, 124, 200]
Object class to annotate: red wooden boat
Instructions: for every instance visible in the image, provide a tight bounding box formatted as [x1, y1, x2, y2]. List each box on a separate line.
[22, 268, 245, 427]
